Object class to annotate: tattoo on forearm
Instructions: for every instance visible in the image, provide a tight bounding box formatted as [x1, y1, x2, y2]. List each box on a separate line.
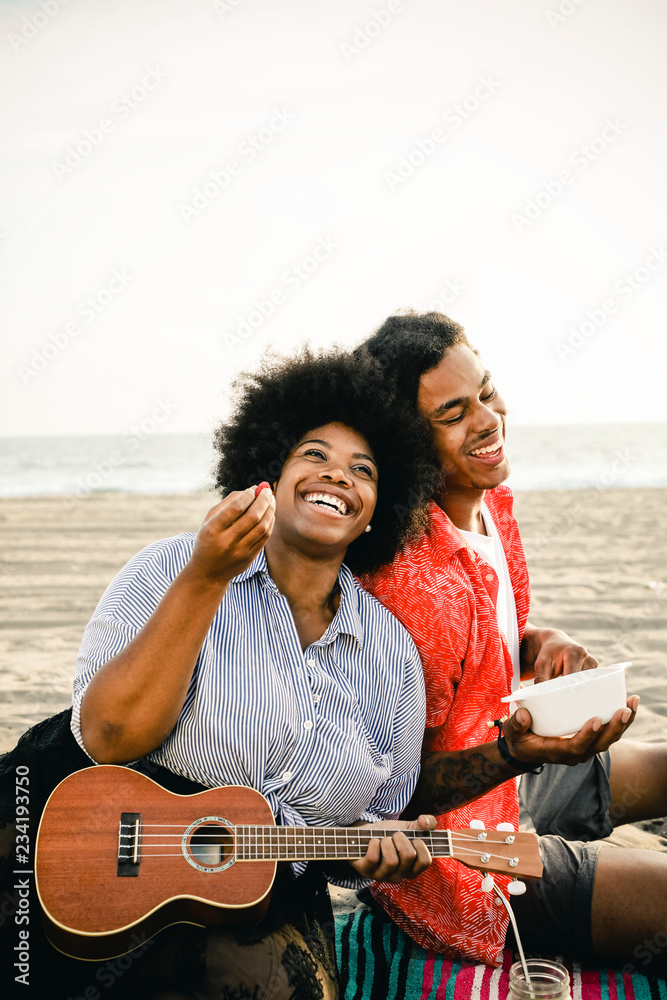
[405, 750, 513, 818]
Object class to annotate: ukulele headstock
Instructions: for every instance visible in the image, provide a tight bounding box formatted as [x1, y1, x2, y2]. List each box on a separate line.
[448, 826, 542, 880]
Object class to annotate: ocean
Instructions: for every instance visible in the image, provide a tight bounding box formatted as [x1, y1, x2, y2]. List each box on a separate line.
[0, 424, 665, 498]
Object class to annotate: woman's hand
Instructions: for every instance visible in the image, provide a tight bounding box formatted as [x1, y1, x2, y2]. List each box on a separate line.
[80, 486, 275, 764]
[347, 814, 436, 883]
[189, 486, 275, 586]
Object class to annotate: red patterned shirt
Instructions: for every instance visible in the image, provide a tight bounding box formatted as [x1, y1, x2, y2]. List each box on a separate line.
[359, 486, 531, 965]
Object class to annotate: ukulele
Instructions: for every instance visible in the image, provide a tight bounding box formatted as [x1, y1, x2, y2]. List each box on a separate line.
[35, 765, 542, 960]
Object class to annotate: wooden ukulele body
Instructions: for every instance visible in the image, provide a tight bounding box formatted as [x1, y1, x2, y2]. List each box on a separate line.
[36, 765, 542, 961]
[36, 766, 276, 960]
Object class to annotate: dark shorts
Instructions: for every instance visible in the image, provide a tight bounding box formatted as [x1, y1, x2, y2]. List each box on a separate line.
[509, 753, 613, 962]
[508, 835, 605, 962]
[518, 751, 613, 842]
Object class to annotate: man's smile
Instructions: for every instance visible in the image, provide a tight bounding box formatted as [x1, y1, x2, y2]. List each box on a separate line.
[467, 435, 505, 465]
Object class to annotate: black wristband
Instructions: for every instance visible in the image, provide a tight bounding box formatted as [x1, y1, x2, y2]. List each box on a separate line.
[493, 720, 545, 775]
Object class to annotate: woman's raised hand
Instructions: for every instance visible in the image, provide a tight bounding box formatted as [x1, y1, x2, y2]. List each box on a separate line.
[189, 487, 276, 586]
[79, 486, 275, 763]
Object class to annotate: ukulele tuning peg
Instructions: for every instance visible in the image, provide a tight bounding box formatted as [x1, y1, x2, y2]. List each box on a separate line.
[494, 895, 505, 906]
[470, 819, 485, 830]
[496, 822, 515, 832]
[508, 880, 526, 896]
[481, 875, 495, 892]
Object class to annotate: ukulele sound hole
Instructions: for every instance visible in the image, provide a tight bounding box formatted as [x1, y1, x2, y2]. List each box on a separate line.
[182, 816, 236, 873]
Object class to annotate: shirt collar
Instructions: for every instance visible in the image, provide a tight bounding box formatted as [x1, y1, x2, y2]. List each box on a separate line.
[232, 549, 271, 583]
[329, 563, 365, 647]
[427, 486, 515, 560]
[231, 550, 364, 647]
[426, 501, 468, 560]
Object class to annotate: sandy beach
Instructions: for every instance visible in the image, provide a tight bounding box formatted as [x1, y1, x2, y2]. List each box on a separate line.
[1, 486, 665, 800]
[0, 486, 664, 994]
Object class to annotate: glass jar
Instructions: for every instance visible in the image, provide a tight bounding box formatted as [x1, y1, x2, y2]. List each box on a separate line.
[508, 959, 571, 999]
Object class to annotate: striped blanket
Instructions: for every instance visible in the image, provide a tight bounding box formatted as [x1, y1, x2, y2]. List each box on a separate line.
[335, 910, 667, 1000]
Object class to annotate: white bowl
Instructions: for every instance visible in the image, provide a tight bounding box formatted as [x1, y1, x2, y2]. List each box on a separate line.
[500, 662, 630, 738]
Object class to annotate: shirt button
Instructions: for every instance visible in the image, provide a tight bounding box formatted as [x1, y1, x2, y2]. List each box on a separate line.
[303, 720, 313, 731]
[307, 658, 316, 667]
[313, 694, 321, 703]
[282, 770, 293, 781]
[296, 667, 303, 678]
[485, 573, 494, 582]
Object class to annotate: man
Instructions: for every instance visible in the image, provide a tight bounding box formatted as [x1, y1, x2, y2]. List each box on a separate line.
[359, 311, 667, 970]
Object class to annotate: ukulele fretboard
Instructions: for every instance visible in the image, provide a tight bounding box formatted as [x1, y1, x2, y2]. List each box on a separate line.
[233, 826, 453, 861]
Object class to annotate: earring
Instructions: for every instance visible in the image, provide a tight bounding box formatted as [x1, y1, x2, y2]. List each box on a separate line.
[364, 524, 372, 533]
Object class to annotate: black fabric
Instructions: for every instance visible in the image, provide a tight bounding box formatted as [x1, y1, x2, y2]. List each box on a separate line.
[0, 709, 92, 826]
[124, 864, 338, 999]
[0, 707, 208, 827]
[0, 710, 208, 999]
[0, 710, 337, 999]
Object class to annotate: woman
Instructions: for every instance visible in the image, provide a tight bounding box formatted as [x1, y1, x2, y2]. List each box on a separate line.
[59, 348, 441, 998]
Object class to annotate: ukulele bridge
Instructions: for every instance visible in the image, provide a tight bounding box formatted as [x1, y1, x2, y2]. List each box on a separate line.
[118, 812, 142, 877]
[182, 816, 236, 873]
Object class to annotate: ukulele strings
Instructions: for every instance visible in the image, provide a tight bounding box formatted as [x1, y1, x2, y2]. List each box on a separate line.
[117, 826, 520, 864]
[120, 828, 506, 840]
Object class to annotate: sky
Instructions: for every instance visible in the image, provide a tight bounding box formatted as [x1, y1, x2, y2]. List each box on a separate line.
[1, 0, 666, 436]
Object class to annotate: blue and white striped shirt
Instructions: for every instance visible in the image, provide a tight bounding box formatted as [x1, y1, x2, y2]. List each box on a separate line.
[71, 536, 425, 853]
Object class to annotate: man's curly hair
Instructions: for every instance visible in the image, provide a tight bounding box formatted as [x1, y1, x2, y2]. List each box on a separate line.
[212, 346, 441, 575]
[359, 310, 473, 405]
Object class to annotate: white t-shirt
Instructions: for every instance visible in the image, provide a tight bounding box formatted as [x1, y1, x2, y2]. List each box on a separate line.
[459, 502, 521, 693]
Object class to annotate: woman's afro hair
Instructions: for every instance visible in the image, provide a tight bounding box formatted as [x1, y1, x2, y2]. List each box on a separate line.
[212, 346, 442, 575]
